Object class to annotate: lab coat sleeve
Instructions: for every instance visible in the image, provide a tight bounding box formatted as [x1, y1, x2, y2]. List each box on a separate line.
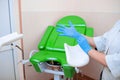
[93, 23, 117, 52]
[93, 36, 107, 52]
[106, 54, 120, 78]
[93, 20, 120, 52]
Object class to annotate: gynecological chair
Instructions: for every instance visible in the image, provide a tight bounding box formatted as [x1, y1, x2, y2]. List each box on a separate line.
[29, 15, 94, 80]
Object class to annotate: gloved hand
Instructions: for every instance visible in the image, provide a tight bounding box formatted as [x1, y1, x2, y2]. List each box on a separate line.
[56, 21, 80, 38]
[56, 21, 91, 54]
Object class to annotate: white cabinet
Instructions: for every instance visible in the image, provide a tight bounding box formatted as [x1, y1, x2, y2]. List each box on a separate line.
[0, 0, 19, 80]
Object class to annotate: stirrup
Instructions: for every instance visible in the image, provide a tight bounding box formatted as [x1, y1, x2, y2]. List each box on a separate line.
[64, 43, 89, 67]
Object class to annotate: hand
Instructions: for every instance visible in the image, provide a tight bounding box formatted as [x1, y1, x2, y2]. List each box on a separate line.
[56, 21, 91, 54]
[56, 21, 80, 38]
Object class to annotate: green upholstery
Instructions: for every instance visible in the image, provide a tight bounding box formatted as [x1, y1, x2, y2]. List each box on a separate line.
[30, 15, 94, 78]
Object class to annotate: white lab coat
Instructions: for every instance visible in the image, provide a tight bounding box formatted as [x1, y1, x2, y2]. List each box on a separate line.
[94, 20, 120, 80]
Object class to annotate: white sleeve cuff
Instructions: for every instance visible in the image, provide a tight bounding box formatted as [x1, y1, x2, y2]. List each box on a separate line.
[93, 36, 106, 52]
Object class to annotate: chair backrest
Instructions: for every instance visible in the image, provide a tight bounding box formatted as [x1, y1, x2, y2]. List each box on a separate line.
[56, 15, 86, 27]
[38, 15, 94, 52]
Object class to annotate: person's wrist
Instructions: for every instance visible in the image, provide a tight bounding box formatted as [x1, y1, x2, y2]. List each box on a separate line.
[86, 47, 92, 54]
[74, 32, 82, 39]
[87, 48, 93, 55]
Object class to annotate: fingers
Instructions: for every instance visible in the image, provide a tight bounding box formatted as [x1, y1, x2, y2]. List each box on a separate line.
[57, 21, 74, 28]
[68, 20, 74, 28]
[56, 24, 67, 33]
[56, 26, 66, 30]
[56, 28, 64, 33]
[59, 33, 67, 36]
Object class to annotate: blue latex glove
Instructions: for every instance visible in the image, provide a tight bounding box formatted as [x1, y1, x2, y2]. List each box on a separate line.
[56, 21, 91, 54]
